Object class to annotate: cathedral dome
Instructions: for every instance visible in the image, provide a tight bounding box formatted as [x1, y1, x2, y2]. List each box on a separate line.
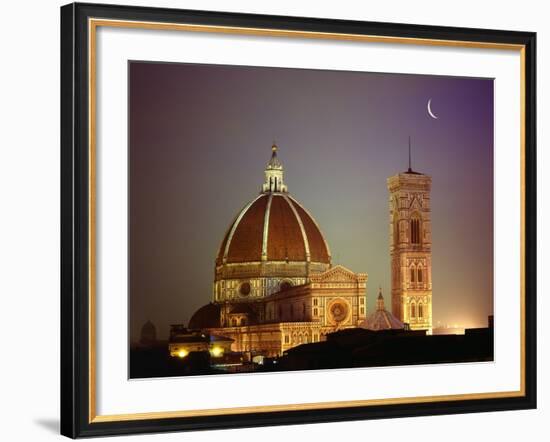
[212, 144, 332, 302]
[188, 303, 221, 329]
[216, 143, 330, 267]
[216, 193, 330, 265]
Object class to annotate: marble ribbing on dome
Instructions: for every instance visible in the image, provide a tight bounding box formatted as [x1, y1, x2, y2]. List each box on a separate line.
[267, 195, 306, 261]
[287, 196, 330, 263]
[223, 195, 267, 263]
[216, 193, 331, 266]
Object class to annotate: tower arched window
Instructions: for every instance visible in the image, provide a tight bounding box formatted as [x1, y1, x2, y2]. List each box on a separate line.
[410, 303, 416, 318]
[410, 266, 416, 283]
[418, 303, 424, 319]
[411, 216, 421, 245]
[418, 267, 423, 283]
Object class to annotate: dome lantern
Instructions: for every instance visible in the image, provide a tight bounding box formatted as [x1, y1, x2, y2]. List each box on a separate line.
[262, 142, 288, 193]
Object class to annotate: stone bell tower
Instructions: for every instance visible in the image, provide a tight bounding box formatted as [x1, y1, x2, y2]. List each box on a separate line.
[387, 140, 433, 332]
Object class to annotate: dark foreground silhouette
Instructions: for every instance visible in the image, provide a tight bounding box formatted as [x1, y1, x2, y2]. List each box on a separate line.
[130, 326, 493, 379]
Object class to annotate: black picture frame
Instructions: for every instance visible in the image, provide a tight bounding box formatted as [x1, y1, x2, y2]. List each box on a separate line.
[61, 2, 537, 438]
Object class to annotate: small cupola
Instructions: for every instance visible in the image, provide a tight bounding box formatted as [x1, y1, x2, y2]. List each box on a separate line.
[262, 143, 288, 193]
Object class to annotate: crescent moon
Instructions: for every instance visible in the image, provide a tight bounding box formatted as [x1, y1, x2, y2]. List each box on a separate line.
[427, 98, 438, 120]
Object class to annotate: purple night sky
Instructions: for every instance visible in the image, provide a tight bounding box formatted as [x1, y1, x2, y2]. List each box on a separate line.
[129, 61, 493, 342]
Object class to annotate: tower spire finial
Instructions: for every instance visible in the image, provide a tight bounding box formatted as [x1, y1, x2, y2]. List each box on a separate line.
[408, 136, 412, 172]
[377, 286, 385, 310]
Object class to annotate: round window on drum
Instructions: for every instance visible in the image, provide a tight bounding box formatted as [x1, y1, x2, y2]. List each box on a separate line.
[239, 282, 251, 296]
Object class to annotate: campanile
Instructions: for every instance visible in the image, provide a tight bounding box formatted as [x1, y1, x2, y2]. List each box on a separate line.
[387, 149, 433, 332]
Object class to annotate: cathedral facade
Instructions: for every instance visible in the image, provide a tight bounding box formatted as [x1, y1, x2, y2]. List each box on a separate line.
[187, 142, 433, 357]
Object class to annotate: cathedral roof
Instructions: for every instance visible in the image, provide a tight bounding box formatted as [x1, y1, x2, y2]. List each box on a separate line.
[228, 303, 259, 325]
[229, 303, 257, 315]
[361, 310, 405, 331]
[188, 303, 221, 329]
[216, 144, 331, 266]
[216, 193, 331, 265]
[360, 289, 405, 331]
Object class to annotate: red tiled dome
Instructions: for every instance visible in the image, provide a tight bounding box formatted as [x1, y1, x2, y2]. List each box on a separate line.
[216, 193, 331, 266]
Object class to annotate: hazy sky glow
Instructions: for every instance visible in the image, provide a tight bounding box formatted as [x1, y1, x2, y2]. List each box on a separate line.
[129, 61, 493, 341]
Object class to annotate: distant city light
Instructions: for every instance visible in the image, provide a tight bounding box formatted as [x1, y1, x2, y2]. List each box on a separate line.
[178, 349, 188, 358]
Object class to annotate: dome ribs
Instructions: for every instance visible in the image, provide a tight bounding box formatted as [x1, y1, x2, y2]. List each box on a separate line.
[287, 197, 331, 264]
[267, 195, 306, 261]
[226, 195, 268, 263]
[216, 228, 231, 265]
[219, 193, 331, 266]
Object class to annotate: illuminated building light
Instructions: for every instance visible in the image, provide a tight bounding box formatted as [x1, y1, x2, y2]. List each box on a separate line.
[177, 349, 189, 358]
[210, 346, 224, 357]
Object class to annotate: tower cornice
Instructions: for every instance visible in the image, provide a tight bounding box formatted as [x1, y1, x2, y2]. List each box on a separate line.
[387, 173, 432, 192]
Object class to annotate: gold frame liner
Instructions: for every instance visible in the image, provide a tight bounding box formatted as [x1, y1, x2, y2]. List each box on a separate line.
[87, 18, 526, 423]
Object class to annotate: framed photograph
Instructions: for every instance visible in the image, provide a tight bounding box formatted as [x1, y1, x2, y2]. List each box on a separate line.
[60, 2, 537, 438]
